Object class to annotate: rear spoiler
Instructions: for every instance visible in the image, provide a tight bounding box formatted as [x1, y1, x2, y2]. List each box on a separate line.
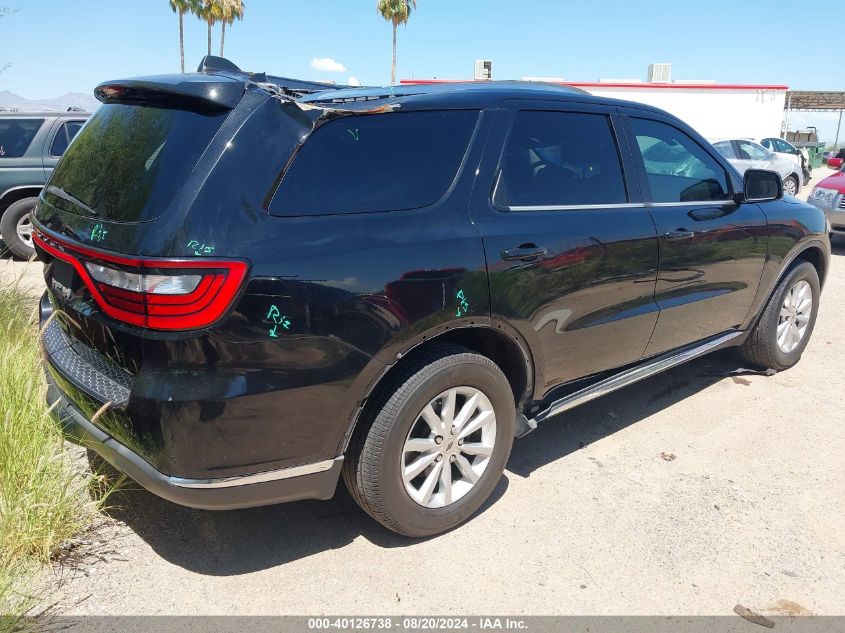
[95, 75, 245, 112]
[94, 57, 361, 114]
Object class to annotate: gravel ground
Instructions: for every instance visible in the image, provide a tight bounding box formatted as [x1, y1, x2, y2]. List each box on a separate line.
[3, 170, 843, 617]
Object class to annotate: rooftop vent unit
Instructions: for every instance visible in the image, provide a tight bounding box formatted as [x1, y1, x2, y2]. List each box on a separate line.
[474, 60, 493, 81]
[648, 63, 672, 83]
[522, 76, 565, 83]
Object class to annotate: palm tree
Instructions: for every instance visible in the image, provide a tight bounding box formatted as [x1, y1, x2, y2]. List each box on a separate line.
[219, 0, 245, 57]
[195, 0, 226, 57]
[169, 0, 198, 73]
[376, 0, 416, 85]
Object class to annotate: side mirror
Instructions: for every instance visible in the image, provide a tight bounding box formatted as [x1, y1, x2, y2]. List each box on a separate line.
[742, 169, 783, 202]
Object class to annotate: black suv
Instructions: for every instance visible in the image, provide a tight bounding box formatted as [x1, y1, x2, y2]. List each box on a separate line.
[34, 58, 829, 537]
[1, 109, 89, 258]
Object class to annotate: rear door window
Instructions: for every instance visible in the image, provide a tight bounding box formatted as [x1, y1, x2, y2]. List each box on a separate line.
[46, 104, 228, 222]
[494, 110, 628, 208]
[50, 120, 85, 157]
[0, 118, 45, 158]
[269, 110, 479, 216]
[629, 118, 731, 203]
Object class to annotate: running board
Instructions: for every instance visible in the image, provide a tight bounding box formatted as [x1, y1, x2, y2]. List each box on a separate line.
[528, 331, 744, 427]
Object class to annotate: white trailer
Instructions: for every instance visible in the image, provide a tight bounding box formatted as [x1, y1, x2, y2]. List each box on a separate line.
[566, 81, 788, 141]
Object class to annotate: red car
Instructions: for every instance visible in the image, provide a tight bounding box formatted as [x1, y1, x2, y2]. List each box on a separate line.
[808, 165, 845, 236]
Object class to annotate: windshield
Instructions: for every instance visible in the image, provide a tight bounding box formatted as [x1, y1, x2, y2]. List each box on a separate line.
[44, 104, 228, 222]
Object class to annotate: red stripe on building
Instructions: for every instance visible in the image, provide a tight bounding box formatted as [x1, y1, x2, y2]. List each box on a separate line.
[399, 79, 789, 91]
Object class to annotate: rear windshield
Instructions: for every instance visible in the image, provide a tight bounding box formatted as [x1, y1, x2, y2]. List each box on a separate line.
[45, 104, 227, 222]
[0, 118, 44, 158]
[269, 110, 479, 216]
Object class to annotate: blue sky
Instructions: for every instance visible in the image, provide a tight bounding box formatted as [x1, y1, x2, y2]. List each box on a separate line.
[2, 0, 843, 139]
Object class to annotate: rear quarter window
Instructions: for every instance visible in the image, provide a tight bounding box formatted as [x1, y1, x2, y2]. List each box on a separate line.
[269, 110, 479, 216]
[0, 118, 45, 158]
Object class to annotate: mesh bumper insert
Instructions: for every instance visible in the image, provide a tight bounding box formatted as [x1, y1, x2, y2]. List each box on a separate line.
[41, 318, 134, 409]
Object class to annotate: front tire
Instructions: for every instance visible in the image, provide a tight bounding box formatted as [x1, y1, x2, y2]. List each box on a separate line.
[343, 345, 515, 537]
[783, 175, 799, 197]
[0, 197, 38, 259]
[739, 261, 819, 371]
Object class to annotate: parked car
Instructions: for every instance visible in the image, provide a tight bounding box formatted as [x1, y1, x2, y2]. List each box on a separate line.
[827, 149, 845, 169]
[758, 137, 811, 185]
[807, 163, 845, 237]
[711, 138, 802, 196]
[0, 109, 89, 258]
[34, 57, 830, 537]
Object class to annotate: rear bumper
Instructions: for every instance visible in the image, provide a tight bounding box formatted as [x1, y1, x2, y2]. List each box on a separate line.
[46, 372, 343, 510]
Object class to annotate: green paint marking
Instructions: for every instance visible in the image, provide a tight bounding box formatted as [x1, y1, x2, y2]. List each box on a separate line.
[187, 240, 214, 256]
[90, 224, 108, 242]
[346, 128, 360, 141]
[455, 289, 470, 317]
[266, 304, 291, 338]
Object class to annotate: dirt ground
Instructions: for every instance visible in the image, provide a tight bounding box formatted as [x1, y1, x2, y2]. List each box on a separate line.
[3, 171, 843, 617]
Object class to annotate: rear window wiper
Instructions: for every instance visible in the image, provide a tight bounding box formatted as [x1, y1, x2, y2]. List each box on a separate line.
[46, 186, 99, 218]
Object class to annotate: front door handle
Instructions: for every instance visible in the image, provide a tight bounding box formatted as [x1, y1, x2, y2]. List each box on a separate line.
[664, 229, 695, 241]
[501, 245, 548, 261]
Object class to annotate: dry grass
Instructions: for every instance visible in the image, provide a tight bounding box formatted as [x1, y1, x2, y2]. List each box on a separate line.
[0, 281, 119, 631]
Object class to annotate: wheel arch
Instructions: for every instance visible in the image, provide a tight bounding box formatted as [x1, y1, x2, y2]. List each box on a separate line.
[0, 186, 42, 214]
[340, 324, 535, 455]
[790, 242, 828, 289]
[746, 240, 829, 331]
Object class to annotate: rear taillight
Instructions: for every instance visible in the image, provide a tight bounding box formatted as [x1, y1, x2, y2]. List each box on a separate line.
[34, 230, 248, 331]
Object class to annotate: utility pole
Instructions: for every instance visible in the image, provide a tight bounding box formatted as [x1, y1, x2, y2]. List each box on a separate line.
[783, 93, 792, 139]
[835, 109, 843, 150]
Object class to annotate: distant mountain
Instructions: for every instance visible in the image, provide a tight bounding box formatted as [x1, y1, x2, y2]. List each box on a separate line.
[0, 90, 99, 113]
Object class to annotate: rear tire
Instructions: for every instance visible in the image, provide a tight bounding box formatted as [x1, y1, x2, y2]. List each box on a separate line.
[343, 345, 515, 537]
[0, 197, 38, 259]
[739, 261, 819, 371]
[783, 175, 798, 197]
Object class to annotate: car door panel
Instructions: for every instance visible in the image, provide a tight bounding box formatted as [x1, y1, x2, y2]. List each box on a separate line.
[645, 202, 767, 354]
[621, 113, 767, 356]
[470, 103, 659, 395]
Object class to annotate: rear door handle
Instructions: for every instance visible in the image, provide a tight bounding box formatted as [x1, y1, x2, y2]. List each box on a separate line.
[501, 245, 548, 261]
[664, 229, 695, 241]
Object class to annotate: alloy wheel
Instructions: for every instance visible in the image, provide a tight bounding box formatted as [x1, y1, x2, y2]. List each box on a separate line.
[16, 213, 34, 249]
[401, 386, 496, 509]
[783, 178, 797, 196]
[777, 279, 812, 353]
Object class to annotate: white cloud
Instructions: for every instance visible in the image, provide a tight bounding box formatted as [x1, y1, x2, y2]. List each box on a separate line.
[347, 76, 361, 87]
[310, 57, 347, 73]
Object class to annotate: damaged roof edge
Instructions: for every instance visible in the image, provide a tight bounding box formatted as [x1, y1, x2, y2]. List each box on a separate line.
[197, 55, 353, 96]
[196, 55, 392, 116]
